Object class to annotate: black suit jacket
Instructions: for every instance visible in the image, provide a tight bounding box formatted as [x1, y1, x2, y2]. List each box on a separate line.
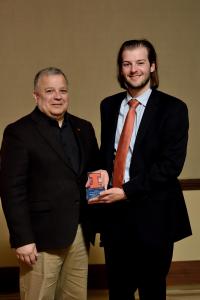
[99, 89, 192, 246]
[0, 107, 99, 250]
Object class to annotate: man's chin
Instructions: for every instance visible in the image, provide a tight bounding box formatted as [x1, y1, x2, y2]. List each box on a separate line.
[49, 112, 64, 120]
[126, 78, 150, 90]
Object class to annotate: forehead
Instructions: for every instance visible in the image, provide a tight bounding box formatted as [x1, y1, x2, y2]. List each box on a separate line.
[37, 74, 67, 88]
[122, 46, 149, 61]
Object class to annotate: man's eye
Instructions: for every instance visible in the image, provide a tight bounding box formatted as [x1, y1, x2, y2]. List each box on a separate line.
[46, 90, 53, 93]
[60, 90, 67, 93]
[137, 61, 145, 65]
[122, 63, 130, 67]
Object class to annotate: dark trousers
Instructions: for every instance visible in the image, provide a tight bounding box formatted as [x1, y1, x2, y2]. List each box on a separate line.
[103, 235, 173, 300]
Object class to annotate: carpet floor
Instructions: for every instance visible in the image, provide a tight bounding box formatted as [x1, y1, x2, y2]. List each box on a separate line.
[0, 285, 200, 300]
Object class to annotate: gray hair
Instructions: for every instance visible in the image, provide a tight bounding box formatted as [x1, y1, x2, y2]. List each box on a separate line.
[34, 67, 68, 91]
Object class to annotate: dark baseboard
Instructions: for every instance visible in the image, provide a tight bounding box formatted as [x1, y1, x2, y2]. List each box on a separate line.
[88, 261, 200, 289]
[0, 267, 19, 293]
[167, 260, 200, 285]
[180, 178, 200, 190]
[0, 261, 200, 292]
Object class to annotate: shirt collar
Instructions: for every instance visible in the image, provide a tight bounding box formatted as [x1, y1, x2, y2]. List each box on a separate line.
[126, 88, 152, 107]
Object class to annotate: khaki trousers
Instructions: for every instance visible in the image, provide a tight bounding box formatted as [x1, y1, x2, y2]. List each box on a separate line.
[19, 225, 88, 300]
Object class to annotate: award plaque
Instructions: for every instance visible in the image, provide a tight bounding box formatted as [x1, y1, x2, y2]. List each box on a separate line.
[86, 172, 105, 200]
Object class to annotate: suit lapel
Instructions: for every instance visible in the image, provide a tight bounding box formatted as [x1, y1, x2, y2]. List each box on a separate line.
[109, 94, 126, 147]
[112, 98, 124, 135]
[133, 89, 160, 153]
[68, 115, 85, 175]
[30, 108, 76, 173]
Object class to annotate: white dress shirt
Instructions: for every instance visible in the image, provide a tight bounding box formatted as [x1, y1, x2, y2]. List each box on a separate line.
[114, 88, 152, 183]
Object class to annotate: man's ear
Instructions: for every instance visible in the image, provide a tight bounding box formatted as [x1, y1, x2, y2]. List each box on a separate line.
[33, 92, 38, 104]
[150, 62, 156, 73]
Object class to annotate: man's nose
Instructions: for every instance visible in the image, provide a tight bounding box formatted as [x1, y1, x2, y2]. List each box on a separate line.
[130, 64, 137, 73]
[54, 91, 62, 99]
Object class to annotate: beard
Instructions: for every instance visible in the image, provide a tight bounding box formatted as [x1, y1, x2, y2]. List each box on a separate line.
[123, 74, 151, 90]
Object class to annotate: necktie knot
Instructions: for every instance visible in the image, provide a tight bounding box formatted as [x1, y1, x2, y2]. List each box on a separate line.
[129, 99, 139, 109]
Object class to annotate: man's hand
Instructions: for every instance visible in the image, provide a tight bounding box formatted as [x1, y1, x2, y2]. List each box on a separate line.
[15, 243, 38, 266]
[88, 187, 127, 204]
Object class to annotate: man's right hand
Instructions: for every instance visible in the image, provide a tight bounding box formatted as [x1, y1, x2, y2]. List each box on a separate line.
[15, 243, 38, 266]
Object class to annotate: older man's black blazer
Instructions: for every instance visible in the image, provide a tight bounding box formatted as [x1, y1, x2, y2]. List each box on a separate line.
[0, 107, 99, 250]
[99, 89, 192, 246]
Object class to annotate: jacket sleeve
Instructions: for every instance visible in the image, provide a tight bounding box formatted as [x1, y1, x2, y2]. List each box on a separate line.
[0, 125, 35, 248]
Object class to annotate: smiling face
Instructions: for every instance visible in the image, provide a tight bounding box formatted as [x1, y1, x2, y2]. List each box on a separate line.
[121, 46, 155, 96]
[33, 74, 69, 124]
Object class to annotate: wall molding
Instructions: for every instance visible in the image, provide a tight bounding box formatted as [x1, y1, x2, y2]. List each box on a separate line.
[0, 267, 19, 293]
[180, 178, 200, 190]
[0, 261, 200, 292]
[167, 261, 200, 285]
[88, 260, 200, 289]
[88, 261, 200, 289]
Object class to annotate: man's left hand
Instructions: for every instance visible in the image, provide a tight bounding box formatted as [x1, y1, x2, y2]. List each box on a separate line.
[88, 187, 127, 204]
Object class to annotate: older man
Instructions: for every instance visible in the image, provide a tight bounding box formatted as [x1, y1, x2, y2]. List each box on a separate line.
[0, 67, 100, 300]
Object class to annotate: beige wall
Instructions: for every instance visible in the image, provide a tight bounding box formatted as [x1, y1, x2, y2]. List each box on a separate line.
[0, 0, 199, 266]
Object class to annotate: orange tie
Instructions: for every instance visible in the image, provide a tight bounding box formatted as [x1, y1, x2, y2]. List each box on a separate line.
[113, 99, 139, 188]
